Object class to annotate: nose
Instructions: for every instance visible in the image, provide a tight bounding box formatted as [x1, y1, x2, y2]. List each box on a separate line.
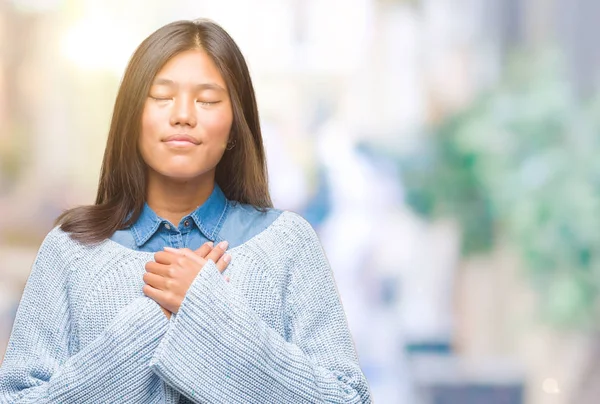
[169, 95, 197, 128]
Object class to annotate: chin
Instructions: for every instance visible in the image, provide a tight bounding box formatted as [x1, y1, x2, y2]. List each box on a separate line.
[153, 165, 212, 182]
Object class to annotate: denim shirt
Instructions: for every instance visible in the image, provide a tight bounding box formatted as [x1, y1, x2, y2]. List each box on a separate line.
[110, 184, 282, 252]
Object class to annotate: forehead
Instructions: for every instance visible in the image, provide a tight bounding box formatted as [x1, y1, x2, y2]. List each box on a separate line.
[153, 49, 226, 89]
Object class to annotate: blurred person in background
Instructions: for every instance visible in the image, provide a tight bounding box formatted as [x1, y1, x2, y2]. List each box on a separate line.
[0, 19, 371, 403]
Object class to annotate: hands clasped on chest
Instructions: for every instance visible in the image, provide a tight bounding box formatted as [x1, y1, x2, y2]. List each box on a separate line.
[142, 240, 231, 319]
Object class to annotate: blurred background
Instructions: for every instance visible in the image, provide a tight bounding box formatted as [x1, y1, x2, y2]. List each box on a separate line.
[1, 0, 600, 403]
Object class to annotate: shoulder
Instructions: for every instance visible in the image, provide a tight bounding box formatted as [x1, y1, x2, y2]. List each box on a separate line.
[260, 211, 330, 275]
[37, 226, 75, 256]
[226, 202, 283, 225]
[226, 203, 312, 231]
[36, 225, 104, 263]
[255, 209, 321, 248]
[23, 226, 82, 284]
[220, 203, 320, 249]
[219, 202, 284, 247]
[272, 210, 317, 236]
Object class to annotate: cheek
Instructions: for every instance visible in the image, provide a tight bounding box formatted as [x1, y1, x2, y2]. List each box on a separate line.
[141, 105, 161, 139]
[139, 106, 164, 164]
[201, 108, 233, 144]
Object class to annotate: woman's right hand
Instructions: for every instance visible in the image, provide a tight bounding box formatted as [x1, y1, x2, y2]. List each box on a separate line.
[150, 241, 232, 319]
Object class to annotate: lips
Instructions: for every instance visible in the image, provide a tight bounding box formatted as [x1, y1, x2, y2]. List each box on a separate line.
[162, 134, 200, 145]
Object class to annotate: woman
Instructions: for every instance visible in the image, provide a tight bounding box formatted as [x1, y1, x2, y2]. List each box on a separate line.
[0, 19, 371, 403]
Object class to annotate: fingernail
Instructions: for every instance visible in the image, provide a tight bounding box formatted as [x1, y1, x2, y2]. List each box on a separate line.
[223, 253, 231, 263]
[218, 240, 229, 250]
[164, 247, 179, 253]
[206, 241, 214, 247]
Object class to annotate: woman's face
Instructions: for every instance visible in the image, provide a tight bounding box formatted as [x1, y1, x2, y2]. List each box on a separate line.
[139, 49, 233, 182]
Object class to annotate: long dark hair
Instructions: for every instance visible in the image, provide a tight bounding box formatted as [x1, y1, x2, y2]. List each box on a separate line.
[57, 19, 272, 244]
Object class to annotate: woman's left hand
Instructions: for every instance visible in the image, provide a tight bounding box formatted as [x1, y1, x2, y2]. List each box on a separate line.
[142, 241, 231, 319]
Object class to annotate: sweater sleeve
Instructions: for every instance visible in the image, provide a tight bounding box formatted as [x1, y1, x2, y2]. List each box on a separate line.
[0, 229, 170, 403]
[148, 213, 372, 403]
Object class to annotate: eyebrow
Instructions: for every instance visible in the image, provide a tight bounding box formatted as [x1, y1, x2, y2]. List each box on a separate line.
[152, 78, 226, 92]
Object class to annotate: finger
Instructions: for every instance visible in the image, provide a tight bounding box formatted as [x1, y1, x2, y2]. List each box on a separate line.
[164, 247, 205, 267]
[154, 251, 177, 265]
[206, 240, 228, 264]
[145, 261, 171, 277]
[163, 246, 185, 255]
[160, 306, 172, 320]
[215, 253, 231, 273]
[194, 241, 214, 258]
[142, 284, 170, 308]
[143, 272, 171, 290]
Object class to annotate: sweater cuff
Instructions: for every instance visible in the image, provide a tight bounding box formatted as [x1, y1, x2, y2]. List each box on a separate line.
[108, 296, 170, 342]
[148, 260, 229, 374]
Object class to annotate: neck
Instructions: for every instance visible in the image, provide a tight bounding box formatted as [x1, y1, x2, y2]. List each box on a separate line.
[146, 170, 215, 226]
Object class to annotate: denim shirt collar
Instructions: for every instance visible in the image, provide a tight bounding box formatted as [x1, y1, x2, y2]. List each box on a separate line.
[130, 184, 228, 247]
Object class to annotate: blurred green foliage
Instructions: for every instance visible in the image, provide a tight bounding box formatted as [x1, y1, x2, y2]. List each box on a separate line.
[400, 50, 600, 329]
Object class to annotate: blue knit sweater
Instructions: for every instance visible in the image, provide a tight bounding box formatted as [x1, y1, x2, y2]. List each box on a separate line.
[0, 211, 371, 403]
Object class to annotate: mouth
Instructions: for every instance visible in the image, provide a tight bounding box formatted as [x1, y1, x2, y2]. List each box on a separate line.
[162, 134, 200, 147]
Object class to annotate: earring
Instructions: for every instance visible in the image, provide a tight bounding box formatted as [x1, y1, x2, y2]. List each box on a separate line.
[226, 139, 236, 150]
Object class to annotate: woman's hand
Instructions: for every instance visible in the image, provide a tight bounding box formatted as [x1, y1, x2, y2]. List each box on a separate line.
[142, 241, 231, 319]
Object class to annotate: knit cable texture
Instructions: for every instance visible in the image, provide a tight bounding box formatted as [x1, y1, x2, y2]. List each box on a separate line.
[0, 211, 371, 403]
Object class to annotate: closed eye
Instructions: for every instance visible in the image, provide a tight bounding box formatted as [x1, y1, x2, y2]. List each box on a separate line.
[149, 96, 172, 101]
[197, 100, 221, 106]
